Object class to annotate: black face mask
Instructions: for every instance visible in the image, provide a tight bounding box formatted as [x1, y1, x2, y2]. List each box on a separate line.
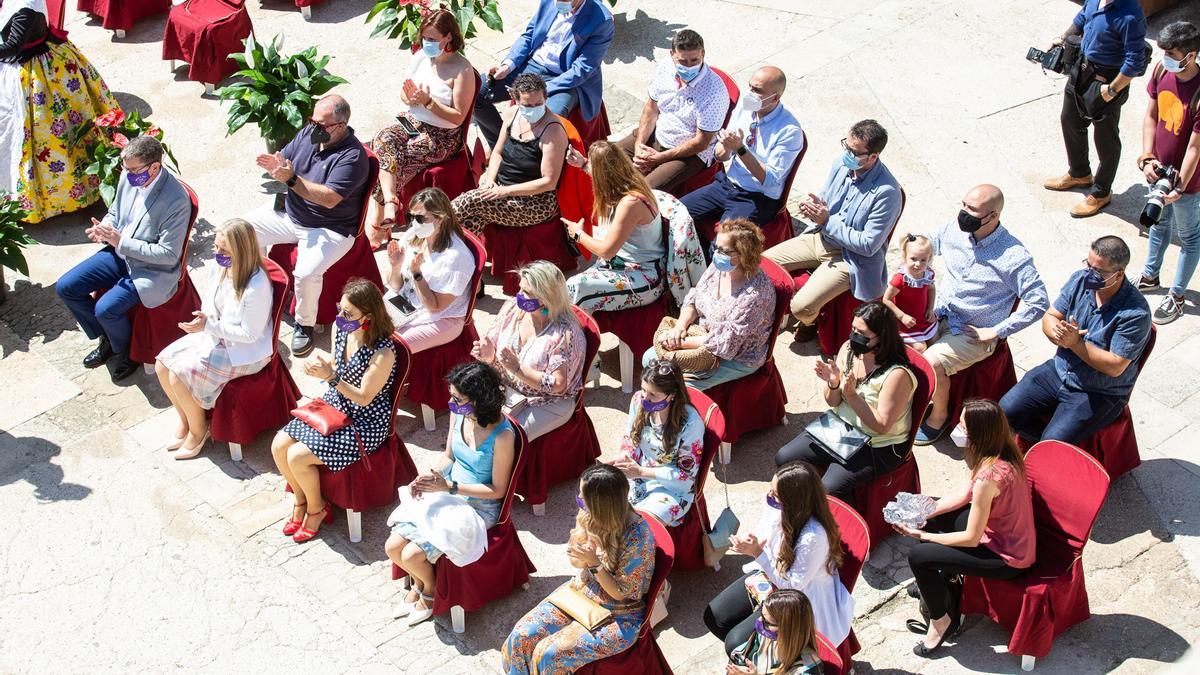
[958, 209, 985, 233]
[849, 330, 874, 355]
[310, 123, 332, 145]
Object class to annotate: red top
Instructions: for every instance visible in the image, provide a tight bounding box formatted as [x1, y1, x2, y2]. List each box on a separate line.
[888, 271, 934, 333]
[973, 459, 1035, 569]
[1147, 67, 1200, 194]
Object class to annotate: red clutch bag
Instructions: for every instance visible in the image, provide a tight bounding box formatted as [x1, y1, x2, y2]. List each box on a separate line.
[290, 399, 352, 436]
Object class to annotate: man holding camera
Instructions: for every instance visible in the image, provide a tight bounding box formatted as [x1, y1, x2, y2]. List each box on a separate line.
[1044, 0, 1146, 218]
[1136, 21, 1200, 325]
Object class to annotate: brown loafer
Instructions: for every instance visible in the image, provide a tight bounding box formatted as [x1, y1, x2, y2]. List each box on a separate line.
[1070, 194, 1111, 218]
[1044, 173, 1093, 191]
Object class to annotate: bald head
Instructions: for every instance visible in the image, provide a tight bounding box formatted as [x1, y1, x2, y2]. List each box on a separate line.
[747, 66, 787, 115]
[316, 95, 351, 124]
[967, 184, 1004, 214]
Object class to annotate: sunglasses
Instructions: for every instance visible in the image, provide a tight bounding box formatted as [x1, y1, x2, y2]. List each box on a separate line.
[840, 138, 871, 158]
[646, 358, 677, 376]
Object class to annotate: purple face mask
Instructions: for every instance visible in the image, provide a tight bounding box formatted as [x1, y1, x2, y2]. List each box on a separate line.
[765, 494, 781, 510]
[126, 169, 152, 187]
[334, 316, 362, 333]
[448, 399, 474, 416]
[214, 253, 233, 268]
[754, 616, 778, 641]
[575, 494, 587, 512]
[514, 292, 542, 313]
[641, 395, 671, 413]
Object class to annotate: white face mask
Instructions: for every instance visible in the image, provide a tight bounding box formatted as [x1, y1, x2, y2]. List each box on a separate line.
[410, 218, 435, 240]
[741, 91, 777, 114]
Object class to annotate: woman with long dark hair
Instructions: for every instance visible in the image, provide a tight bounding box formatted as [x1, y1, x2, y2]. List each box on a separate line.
[774, 301, 917, 498]
[704, 462, 854, 656]
[728, 589, 825, 674]
[895, 399, 1035, 657]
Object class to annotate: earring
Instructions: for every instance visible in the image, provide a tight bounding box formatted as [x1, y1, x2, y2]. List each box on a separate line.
[540, 307, 550, 316]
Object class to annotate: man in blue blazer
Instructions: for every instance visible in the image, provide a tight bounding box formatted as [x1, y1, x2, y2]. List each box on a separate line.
[475, 0, 614, 147]
[57, 135, 192, 382]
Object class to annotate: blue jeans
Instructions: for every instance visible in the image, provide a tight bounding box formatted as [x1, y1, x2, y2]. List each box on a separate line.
[641, 346, 758, 391]
[56, 248, 140, 353]
[475, 61, 580, 147]
[1143, 190, 1200, 297]
[999, 360, 1128, 445]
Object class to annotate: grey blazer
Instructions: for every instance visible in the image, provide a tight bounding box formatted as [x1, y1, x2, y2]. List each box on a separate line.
[104, 170, 192, 309]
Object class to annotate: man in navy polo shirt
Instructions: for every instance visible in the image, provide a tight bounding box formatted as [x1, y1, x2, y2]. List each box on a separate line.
[1000, 236, 1152, 445]
[246, 94, 370, 356]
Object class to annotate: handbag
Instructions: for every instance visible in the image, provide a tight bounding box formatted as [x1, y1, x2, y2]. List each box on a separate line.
[547, 583, 613, 632]
[803, 410, 871, 466]
[290, 398, 351, 436]
[653, 316, 719, 373]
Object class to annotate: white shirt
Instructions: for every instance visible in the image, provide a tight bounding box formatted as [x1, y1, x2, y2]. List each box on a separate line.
[115, 168, 164, 260]
[385, 232, 475, 326]
[529, 7, 577, 73]
[201, 266, 275, 366]
[647, 59, 729, 165]
[406, 52, 457, 129]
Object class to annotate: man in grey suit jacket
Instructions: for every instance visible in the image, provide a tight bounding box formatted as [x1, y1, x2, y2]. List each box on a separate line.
[57, 136, 192, 382]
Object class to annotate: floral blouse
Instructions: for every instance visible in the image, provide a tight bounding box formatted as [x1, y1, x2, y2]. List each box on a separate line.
[620, 393, 705, 525]
[683, 265, 776, 368]
[485, 300, 586, 407]
[570, 515, 655, 617]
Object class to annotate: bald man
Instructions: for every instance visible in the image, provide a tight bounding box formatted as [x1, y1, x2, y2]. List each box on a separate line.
[246, 94, 370, 356]
[913, 185, 1050, 445]
[682, 65, 805, 233]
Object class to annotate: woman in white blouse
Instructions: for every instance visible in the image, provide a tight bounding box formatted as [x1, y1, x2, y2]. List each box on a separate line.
[155, 219, 274, 459]
[704, 461, 855, 654]
[384, 188, 476, 352]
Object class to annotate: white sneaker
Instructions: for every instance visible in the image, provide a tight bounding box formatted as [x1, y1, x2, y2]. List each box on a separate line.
[1153, 293, 1185, 325]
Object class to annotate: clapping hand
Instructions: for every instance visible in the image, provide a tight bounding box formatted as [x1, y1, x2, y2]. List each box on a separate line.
[798, 193, 830, 226]
[256, 152, 295, 184]
[88, 218, 121, 246]
[471, 335, 497, 363]
[610, 456, 644, 479]
[408, 248, 425, 277]
[729, 532, 764, 558]
[1051, 315, 1088, 348]
[387, 239, 404, 267]
[841, 366, 859, 396]
[401, 79, 428, 107]
[718, 128, 745, 156]
[725, 664, 755, 675]
[566, 145, 587, 169]
[633, 142, 659, 172]
[568, 537, 602, 568]
[498, 345, 521, 371]
[178, 310, 206, 333]
[304, 353, 335, 381]
[814, 357, 842, 388]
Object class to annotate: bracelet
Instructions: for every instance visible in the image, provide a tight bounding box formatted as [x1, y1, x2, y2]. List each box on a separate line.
[827, 381, 839, 390]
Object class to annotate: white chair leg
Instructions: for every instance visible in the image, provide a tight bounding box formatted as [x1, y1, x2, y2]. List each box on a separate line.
[142, 363, 154, 375]
[713, 561, 721, 572]
[204, 83, 215, 96]
[114, 29, 126, 38]
[450, 605, 465, 633]
[719, 441, 731, 465]
[532, 503, 546, 516]
[168, 59, 176, 72]
[1021, 655, 1035, 671]
[300, 5, 312, 19]
[347, 509, 362, 543]
[618, 341, 634, 394]
[421, 404, 436, 432]
[229, 442, 243, 462]
[521, 582, 530, 590]
[781, 415, 789, 426]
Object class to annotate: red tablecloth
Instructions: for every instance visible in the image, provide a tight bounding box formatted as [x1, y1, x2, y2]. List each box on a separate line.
[162, 0, 254, 85]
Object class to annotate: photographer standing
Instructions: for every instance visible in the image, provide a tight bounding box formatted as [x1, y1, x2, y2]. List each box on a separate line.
[1136, 21, 1200, 325]
[1044, 0, 1146, 218]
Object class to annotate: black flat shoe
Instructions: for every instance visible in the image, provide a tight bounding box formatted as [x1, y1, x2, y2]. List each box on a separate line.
[907, 619, 928, 635]
[912, 614, 961, 658]
[83, 338, 114, 368]
[906, 582, 920, 598]
[109, 353, 139, 382]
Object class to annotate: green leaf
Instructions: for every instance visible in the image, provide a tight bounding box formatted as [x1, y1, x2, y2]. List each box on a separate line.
[479, 2, 503, 32]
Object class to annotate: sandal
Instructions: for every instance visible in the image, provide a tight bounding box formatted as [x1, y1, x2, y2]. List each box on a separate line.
[405, 593, 435, 627]
[282, 500, 307, 536]
[373, 197, 402, 232]
[292, 503, 332, 543]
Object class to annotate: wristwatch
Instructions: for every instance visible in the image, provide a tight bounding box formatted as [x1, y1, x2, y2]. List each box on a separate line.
[448, 480, 459, 495]
[286, 174, 299, 188]
[570, 230, 581, 244]
[327, 373, 341, 388]
[412, 270, 424, 281]
[736, 145, 749, 157]
[587, 564, 601, 575]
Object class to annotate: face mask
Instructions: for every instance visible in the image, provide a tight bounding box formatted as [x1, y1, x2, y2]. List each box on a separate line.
[741, 91, 776, 113]
[641, 395, 671, 413]
[676, 63, 702, 83]
[214, 253, 233, 268]
[765, 494, 781, 510]
[126, 168, 152, 187]
[310, 123, 332, 145]
[515, 292, 542, 313]
[334, 316, 364, 333]
[575, 494, 587, 512]
[841, 149, 863, 171]
[754, 617, 778, 641]
[409, 218, 435, 239]
[555, 0, 572, 14]
[1082, 267, 1117, 291]
[519, 104, 546, 123]
[421, 39, 442, 58]
[1164, 53, 1192, 73]
[448, 399, 474, 416]
[849, 330, 874, 355]
[713, 252, 736, 273]
[957, 209, 985, 233]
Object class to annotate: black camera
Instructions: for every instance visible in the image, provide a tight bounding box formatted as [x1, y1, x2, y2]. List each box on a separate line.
[1141, 164, 1180, 227]
[1026, 45, 1066, 73]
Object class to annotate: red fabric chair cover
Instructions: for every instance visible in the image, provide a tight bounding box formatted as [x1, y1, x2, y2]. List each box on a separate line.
[46, 0, 67, 35]
[666, 387, 725, 571]
[815, 632, 846, 674]
[392, 417, 536, 614]
[127, 182, 201, 365]
[403, 231, 486, 411]
[669, 67, 740, 203]
[514, 307, 602, 506]
[592, 293, 669, 359]
[575, 513, 675, 675]
[78, 0, 169, 31]
[960, 441, 1110, 660]
[315, 334, 419, 512]
[396, 71, 482, 218]
[756, 131, 808, 250]
[827, 496, 869, 667]
[161, 0, 253, 86]
[294, 0, 324, 8]
[851, 347, 932, 548]
[945, 338, 1017, 424]
[565, 101, 612, 150]
[704, 258, 794, 445]
[268, 144, 384, 325]
[210, 258, 301, 445]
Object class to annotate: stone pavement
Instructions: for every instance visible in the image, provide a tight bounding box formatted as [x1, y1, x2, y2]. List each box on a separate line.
[3, 0, 1200, 672]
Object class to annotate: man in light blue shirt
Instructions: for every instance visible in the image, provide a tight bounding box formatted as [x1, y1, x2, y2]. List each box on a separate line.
[681, 66, 804, 229]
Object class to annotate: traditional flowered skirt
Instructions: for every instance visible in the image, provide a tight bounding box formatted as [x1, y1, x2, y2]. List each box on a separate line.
[157, 333, 270, 409]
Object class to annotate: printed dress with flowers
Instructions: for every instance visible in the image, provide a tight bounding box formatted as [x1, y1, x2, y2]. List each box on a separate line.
[502, 515, 655, 675]
[621, 392, 705, 527]
[0, 0, 119, 223]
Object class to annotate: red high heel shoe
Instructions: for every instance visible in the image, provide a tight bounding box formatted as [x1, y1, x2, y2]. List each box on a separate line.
[293, 504, 332, 543]
[282, 501, 307, 536]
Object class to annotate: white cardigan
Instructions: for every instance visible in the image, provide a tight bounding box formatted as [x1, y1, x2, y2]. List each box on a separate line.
[201, 266, 274, 366]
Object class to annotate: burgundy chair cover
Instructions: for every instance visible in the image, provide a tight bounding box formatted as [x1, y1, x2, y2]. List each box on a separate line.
[78, 0, 170, 31]
[565, 101, 612, 151]
[403, 231, 486, 412]
[268, 145, 384, 325]
[392, 417, 536, 614]
[161, 0, 253, 85]
[946, 339, 1017, 423]
[669, 67, 740, 204]
[396, 71, 482, 221]
[665, 387, 725, 571]
[210, 257, 301, 445]
[514, 307, 602, 506]
[815, 632, 846, 675]
[127, 182, 201, 365]
[827, 496, 869, 668]
[592, 292, 669, 360]
[293, 0, 325, 8]
[756, 131, 808, 250]
[704, 258, 794, 445]
[46, 0, 67, 34]
[960, 440, 1110, 659]
[575, 513, 675, 675]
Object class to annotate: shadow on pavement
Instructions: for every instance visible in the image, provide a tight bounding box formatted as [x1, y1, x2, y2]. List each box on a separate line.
[0, 431, 92, 502]
[607, 9, 686, 65]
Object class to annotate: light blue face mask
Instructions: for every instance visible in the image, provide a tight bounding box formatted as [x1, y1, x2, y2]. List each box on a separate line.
[713, 252, 736, 273]
[519, 103, 547, 123]
[841, 149, 864, 171]
[421, 39, 442, 58]
[676, 63, 702, 82]
[1164, 52, 1192, 73]
[555, 0, 573, 14]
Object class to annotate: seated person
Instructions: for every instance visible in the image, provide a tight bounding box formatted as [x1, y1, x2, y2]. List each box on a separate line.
[763, 119, 901, 343]
[681, 66, 805, 232]
[369, 9, 475, 244]
[913, 184, 1049, 444]
[1000, 236, 1151, 445]
[704, 461, 854, 655]
[881, 234, 937, 352]
[563, 140, 666, 313]
[647, 219, 776, 390]
[56, 135, 191, 383]
[894, 400, 1035, 658]
[502, 463, 655, 674]
[1, 0, 119, 223]
[774, 302, 916, 500]
[470, 261, 586, 441]
[386, 361, 516, 627]
[273, 280, 397, 544]
[614, 29, 729, 191]
[383, 188, 475, 353]
[248, 94, 371, 357]
[611, 358, 704, 528]
[474, 0, 613, 148]
[453, 74, 568, 237]
[155, 219, 273, 460]
[728, 589, 825, 675]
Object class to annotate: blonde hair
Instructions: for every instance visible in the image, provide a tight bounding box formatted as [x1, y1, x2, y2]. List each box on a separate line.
[587, 140, 657, 224]
[216, 218, 266, 299]
[515, 260, 576, 324]
[716, 218, 764, 276]
[572, 464, 634, 571]
[408, 187, 465, 253]
[900, 233, 933, 260]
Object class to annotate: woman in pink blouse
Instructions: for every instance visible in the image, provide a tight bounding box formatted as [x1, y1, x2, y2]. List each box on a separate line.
[894, 399, 1035, 658]
[645, 218, 776, 390]
[471, 260, 586, 440]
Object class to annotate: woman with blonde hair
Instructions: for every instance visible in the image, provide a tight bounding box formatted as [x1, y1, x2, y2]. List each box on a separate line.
[155, 219, 273, 459]
[470, 260, 585, 440]
[563, 140, 667, 313]
[728, 589, 825, 674]
[502, 463, 656, 673]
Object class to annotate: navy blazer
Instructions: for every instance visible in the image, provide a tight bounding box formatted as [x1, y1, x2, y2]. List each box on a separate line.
[504, 0, 613, 121]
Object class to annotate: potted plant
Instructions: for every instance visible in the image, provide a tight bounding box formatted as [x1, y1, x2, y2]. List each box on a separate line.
[218, 35, 348, 152]
[0, 193, 36, 305]
[70, 109, 180, 207]
[366, 0, 502, 50]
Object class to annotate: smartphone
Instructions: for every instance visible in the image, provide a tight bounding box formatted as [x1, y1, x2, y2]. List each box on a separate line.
[730, 652, 749, 666]
[395, 115, 420, 137]
[388, 293, 417, 315]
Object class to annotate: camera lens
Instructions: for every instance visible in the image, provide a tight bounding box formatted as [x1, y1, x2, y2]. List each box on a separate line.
[1141, 201, 1163, 227]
